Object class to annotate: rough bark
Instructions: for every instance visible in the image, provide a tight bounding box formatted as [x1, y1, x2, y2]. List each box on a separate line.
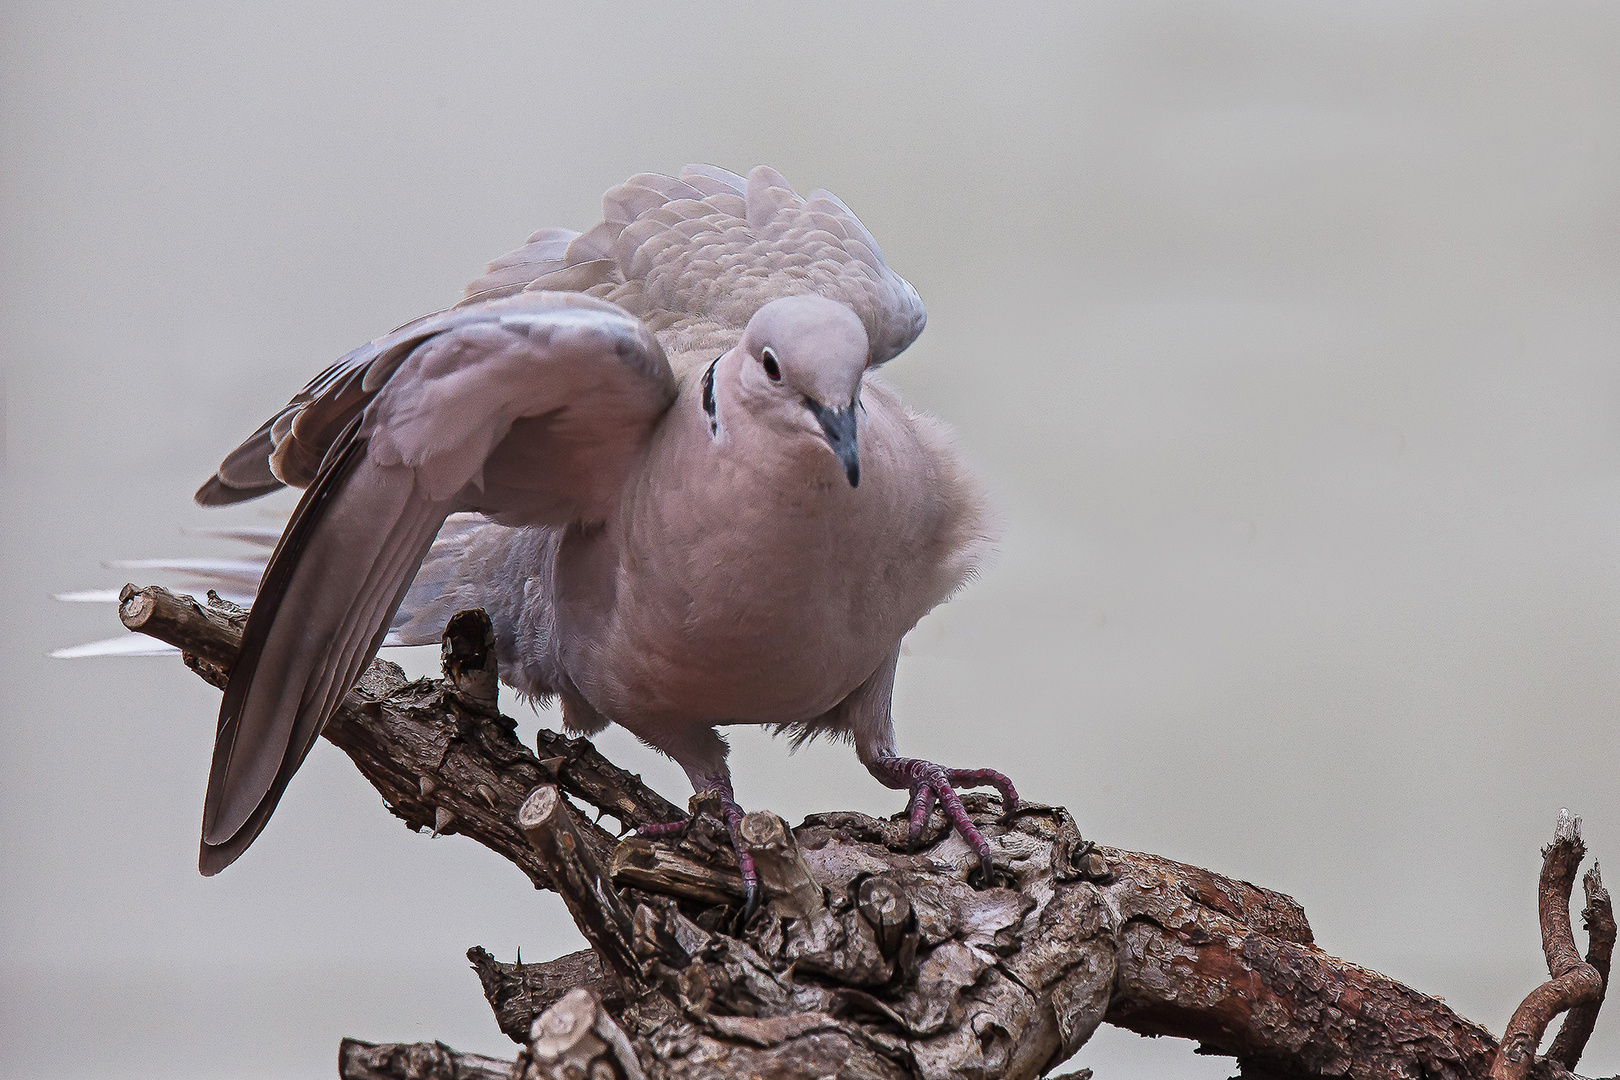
[467, 946, 625, 1045]
[120, 585, 1617, 1079]
[1548, 863, 1616, 1071]
[338, 1038, 512, 1080]
[1493, 812, 1608, 1080]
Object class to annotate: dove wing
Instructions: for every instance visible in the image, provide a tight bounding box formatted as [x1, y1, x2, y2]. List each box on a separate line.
[200, 291, 674, 874]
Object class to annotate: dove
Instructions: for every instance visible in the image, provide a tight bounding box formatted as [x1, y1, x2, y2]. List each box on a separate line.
[191, 164, 1017, 903]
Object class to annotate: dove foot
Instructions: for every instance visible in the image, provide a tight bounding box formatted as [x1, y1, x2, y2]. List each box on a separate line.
[637, 783, 759, 916]
[867, 756, 1019, 886]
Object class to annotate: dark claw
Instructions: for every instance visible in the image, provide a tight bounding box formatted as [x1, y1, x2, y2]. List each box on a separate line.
[639, 811, 759, 915]
[725, 819, 759, 917]
[973, 851, 996, 889]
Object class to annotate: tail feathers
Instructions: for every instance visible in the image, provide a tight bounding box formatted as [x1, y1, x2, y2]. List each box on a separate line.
[50, 636, 180, 659]
[181, 525, 283, 548]
[387, 518, 558, 665]
[50, 556, 268, 660]
[55, 589, 135, 603]
[52, 514, 482, 659]
[386, 515, 499, 645]
[106, 558, 269, 596]
[52, 625, 416, 660]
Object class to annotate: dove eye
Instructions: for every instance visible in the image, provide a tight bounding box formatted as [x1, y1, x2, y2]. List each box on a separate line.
[761, 348, 781, 381]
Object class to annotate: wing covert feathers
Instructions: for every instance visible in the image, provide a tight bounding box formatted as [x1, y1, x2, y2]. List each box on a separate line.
[467, 164, 926, 364]
[198, 292, 672, 502]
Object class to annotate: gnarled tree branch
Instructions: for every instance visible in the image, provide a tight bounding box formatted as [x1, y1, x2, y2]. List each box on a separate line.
[120, 585, 1615, 1079]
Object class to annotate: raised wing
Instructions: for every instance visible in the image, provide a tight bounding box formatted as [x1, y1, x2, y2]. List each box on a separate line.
[197, 164, 922, 506]
[465, 164, 927, 367]
[200, 291, 674, 874]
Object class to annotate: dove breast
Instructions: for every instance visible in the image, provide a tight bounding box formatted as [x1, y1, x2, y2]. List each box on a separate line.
[551, 371, 995, 734]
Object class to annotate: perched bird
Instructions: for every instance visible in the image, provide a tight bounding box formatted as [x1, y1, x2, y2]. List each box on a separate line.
[192, 165, 1016, 901]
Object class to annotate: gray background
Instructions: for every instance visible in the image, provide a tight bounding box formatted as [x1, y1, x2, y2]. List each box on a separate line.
[4, 3, 1619, 1077]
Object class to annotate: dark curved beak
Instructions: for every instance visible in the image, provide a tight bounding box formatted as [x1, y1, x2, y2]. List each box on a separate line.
[807, 399, 860, 487]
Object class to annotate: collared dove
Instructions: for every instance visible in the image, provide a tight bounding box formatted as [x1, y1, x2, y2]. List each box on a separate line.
[191, 164, 1016, 902]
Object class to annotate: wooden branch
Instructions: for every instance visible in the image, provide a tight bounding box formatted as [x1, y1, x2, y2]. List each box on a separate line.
[467, 946, 624, 1045]
[1493, 812, 1607, 1080]
[600, 800, 1514, 1079]
[513, 987, 647, 1080]
[610, 835, 747, 907]
[855, 876, 912, 957]
[739, 810, 829, 922]
[117, 584, 677, 887]
[117, 583, 241, 670]
[440, 609, 500, 714]
[529, 726, 683, 835]
[518, 785, 641, 982]
[1548, 861, 1615, 1070]
[118, 584, 1620, 1079]
[1104, 860, 1498, 1078]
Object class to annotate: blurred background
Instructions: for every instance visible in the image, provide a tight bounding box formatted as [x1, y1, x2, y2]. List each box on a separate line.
[4, 2, 1620, 1077]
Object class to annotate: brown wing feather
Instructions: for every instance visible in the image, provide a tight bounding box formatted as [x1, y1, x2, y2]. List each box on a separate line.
[201, 417, 451, 870]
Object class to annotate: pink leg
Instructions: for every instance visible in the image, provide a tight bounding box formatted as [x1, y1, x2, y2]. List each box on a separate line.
[637, 778, 759, 914]
[867, 756, 1019, 884]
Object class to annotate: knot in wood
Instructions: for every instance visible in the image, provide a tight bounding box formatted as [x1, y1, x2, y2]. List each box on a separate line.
[530, 988, 597, 1061]
[856, 876, 912, 955]
[737, 811, 791, 852]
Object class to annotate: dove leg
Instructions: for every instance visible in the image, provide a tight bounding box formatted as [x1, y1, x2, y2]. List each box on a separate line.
[844, 648, 1019, 884]
[633, 725, 759, 912]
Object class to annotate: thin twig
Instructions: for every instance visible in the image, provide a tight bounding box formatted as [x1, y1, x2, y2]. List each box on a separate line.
[1548, 861, 1616, 1070]
[1492, 810, 1606, 1080]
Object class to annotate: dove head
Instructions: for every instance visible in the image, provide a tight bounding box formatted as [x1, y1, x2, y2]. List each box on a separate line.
[733, 295, 869, 487]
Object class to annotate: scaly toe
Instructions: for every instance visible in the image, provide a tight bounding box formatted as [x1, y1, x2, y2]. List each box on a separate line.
[712, 796, 760, 916]
[637, 819, 689, 839]
[943, 767, 1019, 817]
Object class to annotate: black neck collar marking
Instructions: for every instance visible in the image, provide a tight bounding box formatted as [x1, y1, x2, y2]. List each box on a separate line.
[701, 354, 720, 435]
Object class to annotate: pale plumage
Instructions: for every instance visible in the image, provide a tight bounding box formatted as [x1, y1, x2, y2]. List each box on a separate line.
[190, 165, 1015, 899]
